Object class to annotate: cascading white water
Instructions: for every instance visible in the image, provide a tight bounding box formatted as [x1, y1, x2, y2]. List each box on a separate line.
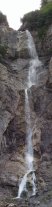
[17, 89, 36, 198]
[17, 30, 42, 198]
[26, 30, 42, 88]
[25, 89, 33, 172]
[25, 89, 36, 196]
[26, 30, 37, 59]
[17, 173, 27, 198]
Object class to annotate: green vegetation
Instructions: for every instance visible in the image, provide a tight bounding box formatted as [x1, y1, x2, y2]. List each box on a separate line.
[0, 12, 8, 25]
[21, 2, 52, 38]
[41, 0, 48, 7]
[0, 45, 7, 57]
[38, 26, 47, 39]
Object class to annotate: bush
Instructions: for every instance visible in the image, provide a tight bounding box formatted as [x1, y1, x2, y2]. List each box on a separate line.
[40, 2, 52, 26]
[21, 2, 52, 31]
[41, 0, 47, 7]
[0, 45, 7, 57]
[38, 26, 47, 39]
[0, 12, 8, 25]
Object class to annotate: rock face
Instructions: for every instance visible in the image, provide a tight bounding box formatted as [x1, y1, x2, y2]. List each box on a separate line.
[20, 23, 52, 64]
[32, 25, 52, 64]
[0, 26, 32, 59]
[48, 57, 52, 85]
[0, 26, 52, 206]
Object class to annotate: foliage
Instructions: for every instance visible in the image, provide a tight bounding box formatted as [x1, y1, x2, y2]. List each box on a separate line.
[0, 45, 7, 57]
[41, 0, 47, 7]
[0, 12, 8, 25]
[38, 26, 47, 39]
[21, 2, 52, 34]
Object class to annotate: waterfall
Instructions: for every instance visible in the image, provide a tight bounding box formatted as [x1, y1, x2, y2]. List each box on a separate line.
[26, 30, 42, 88]
[17, 30, 41, 198]
[26, 30, 37, 58]
[25, 89, 33, 172]
[17, 89, 36, 198]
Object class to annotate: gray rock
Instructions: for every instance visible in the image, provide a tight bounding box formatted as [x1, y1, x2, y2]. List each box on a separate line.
[0, 24, 52, 206]
[48, 57, 52, 85]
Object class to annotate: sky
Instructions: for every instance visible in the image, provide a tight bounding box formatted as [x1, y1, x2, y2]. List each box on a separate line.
[0, 0, 41, 30]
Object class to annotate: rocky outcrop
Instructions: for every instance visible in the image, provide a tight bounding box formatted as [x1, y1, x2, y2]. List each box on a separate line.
[0, 24, 52, 62]
[0, 26, 32, 59]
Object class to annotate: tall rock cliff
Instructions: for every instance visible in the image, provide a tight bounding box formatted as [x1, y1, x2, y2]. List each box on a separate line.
[0, 21, 52, 206]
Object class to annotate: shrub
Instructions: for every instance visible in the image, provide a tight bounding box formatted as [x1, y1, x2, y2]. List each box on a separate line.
[0, 12, 8, 25]
[38, 26, 47, 39]
[41, 0, 47, 7]
[0, 45, 7, 57]
[21, 2, 52, 31]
